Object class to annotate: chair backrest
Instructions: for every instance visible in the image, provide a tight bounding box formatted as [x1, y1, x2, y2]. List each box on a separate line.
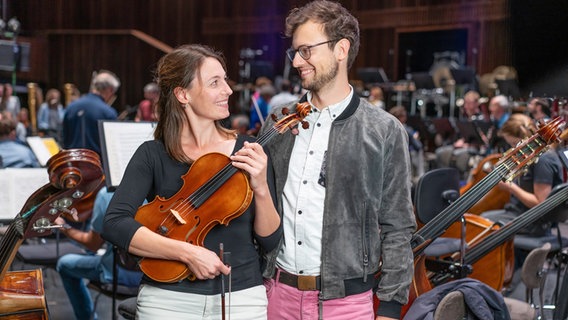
[434, 290, 466, 320]
[521, 242, 551, 290]
[414, 167, 460, 224]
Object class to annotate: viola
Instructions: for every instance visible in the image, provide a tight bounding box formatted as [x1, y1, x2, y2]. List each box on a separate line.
[135, 102, 311, 283]
[0, 148, 104, 319]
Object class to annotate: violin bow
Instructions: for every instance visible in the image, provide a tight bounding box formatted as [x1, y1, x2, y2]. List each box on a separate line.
[219, 243, 231, 320]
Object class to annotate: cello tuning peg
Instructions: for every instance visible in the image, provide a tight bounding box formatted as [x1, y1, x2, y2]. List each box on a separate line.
[301, 121, 309, 129]
[281, 107, 290, 115]
[271, 114, 277, 121]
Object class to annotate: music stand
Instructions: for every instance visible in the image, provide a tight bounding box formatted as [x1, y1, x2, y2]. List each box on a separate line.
[431, 118, 456, 143]
[450, 67, 477, 93]
[357, 67, 388, 85]
[455, 120, 485, 145]
[98, 120, 157, 191]
[495, 79, 521, 99]
[411, 72, 436, 90]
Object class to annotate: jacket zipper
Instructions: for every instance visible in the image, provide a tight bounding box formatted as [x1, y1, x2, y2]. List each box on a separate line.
[362, 202, 369, 282]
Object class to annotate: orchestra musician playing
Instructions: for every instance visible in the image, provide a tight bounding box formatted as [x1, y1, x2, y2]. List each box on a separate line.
[102, 44, 282, 319]
[260, 1, 416, 319]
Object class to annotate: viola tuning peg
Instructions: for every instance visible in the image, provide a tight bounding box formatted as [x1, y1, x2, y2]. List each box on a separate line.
[282, 107, 290, 115]
[271, 114, 277, 121]
[301, 121, 309, 129]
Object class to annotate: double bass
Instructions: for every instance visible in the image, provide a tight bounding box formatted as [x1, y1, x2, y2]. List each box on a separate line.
[395, 117, 565, 317]
[430, 183, 568, 289]
[135, 103, 311, 283]
[0, 149, 104, 319]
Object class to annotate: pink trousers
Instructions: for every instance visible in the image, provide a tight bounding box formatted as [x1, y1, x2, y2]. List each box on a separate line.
[265, 271, 375, 320]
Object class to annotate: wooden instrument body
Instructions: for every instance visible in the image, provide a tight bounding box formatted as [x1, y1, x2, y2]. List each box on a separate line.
[134, 102, 312, 283]
[135, 152, 253, 283]
[0, 270, 48, 320]
[439, 213, 514, 290]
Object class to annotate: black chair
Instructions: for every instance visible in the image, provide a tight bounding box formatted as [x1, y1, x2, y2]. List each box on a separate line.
[117, 297, 137, 320]
[414, 167, 465, 259]
[512, 184, 568, 316]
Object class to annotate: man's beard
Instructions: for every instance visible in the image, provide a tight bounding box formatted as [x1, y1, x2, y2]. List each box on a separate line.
[302, 60, 339, 92]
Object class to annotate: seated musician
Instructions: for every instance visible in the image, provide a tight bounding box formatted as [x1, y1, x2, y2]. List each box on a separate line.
[102, 44, 282, 319]
[56, 186, 142, 320]
[481, 114, 563, 264]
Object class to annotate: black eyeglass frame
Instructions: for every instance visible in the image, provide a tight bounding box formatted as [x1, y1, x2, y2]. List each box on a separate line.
[286, 39, 340, 61]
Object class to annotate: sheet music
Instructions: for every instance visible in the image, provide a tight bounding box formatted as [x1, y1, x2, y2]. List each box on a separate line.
[26, 136, 61, 167]
[0, 168, 49, 220]
[99, 121, 156, 189]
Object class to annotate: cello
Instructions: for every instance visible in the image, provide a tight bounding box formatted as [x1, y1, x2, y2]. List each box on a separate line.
[0, 149, 105, 319]
[433, 213, 514, 290]
[135, 103, 311, 283]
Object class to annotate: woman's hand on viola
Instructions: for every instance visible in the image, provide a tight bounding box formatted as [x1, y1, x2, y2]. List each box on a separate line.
[230, 141, 269, 192]
[184, 243, 231, 280]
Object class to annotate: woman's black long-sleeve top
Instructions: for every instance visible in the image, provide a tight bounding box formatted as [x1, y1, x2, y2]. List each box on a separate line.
[102, 135, 282, 294]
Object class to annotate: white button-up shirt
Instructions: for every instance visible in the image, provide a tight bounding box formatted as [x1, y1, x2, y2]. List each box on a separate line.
[276, 88, 353, 276]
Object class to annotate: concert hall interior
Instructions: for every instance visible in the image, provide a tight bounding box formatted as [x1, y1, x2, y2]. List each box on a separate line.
[2, 1, 568, 319]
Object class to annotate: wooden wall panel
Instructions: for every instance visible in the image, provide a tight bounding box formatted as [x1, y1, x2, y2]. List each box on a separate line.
[8, 0, 512, 110]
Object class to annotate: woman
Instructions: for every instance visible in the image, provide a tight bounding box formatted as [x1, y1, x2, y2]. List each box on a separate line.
[103, 44, 282, 319]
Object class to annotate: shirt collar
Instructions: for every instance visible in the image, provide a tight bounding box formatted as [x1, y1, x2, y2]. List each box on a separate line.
[306, 86, 353, 119]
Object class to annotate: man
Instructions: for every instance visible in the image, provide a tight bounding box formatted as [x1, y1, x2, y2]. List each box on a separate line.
[56, 187, 142, 320]
[260, 1, 416, 319]
[488, 94, 511, 153]
[527, 97, 551, 123]
[63, 70, 120, 155]
[134, 82, 159, 122]
[488, 94, 510, 129]
[461, 90, 485, 121]
[0, 112, 40, 168]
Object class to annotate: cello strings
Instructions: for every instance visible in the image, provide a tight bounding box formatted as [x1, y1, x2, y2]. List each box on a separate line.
[464, 185, 568, 264]
[416, 136, 548, 243]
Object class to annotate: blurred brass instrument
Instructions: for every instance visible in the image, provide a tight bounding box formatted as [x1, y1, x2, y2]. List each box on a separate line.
[27, 82, 38, 135]
[63, 83, 76, 107]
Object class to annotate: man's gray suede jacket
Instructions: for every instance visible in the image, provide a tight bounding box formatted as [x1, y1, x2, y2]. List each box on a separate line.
[260, 93, 417, 318]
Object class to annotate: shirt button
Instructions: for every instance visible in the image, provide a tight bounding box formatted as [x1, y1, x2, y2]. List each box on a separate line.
[298, 241, 302, 245]
[309, 150, 314, 155]
[317, 123, 321, 127]
[299, 270, 304, 274]
[303, 180, 307, 184]
[298, 210, 302, 215]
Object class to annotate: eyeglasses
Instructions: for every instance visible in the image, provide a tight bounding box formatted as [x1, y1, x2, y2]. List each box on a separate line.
[286, 39, 339, 61]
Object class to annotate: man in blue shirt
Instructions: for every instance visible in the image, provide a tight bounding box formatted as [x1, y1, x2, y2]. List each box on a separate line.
[63, 70, 120, 155]
[56, 187, 142, 320]
[0, 114, 40, 168]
